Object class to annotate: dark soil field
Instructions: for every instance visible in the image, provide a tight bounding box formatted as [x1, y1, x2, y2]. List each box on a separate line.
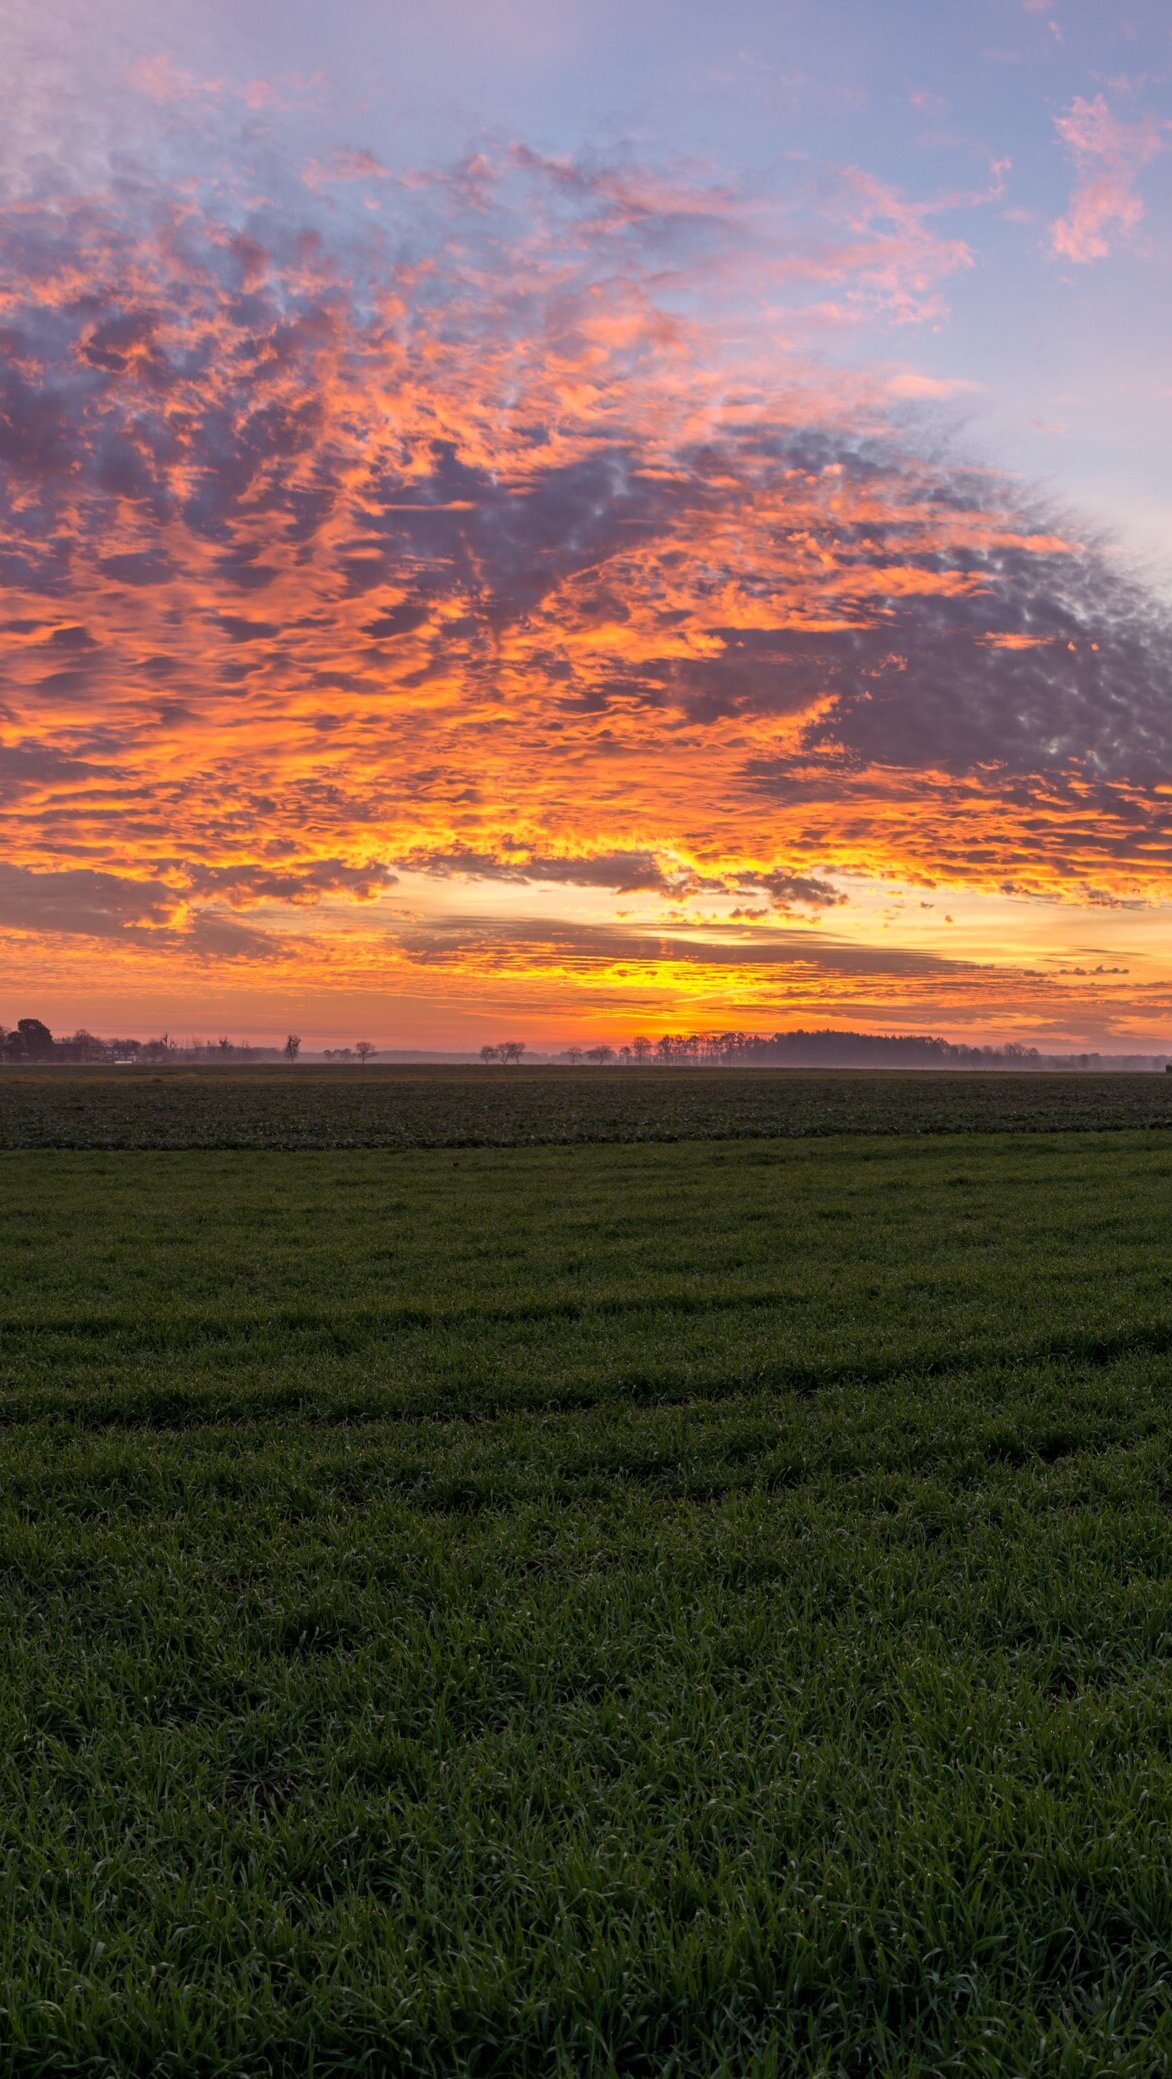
[5, 1060, 1172, 1147]
[7, 1099, 1172, 2071]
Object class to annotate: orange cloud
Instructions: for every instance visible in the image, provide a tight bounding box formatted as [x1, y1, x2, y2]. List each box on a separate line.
[1, 139, 1170, 1041]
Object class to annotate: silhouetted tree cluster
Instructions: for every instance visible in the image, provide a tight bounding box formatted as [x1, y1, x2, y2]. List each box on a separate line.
[1, 1018, 111, 1063]
[0, 1018, 282, 1063]
[607, 1029, 1045, 1067]
[479, 1042, 526, 1064]
[3, 1018, 53, 1061]
[553, 1028, 1167, 1070]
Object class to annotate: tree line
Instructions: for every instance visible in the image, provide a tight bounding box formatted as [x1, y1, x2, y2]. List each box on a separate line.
[551, 1030, 1169, 1069]
[5, 1016, 1166, 1072]
[0, 1020, 377, 1064]
[1, 1019, 117, 1063]
[554, 1029, 1044, 1066]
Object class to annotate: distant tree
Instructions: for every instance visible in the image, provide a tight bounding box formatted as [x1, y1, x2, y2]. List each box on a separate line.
[60, 1029, 110, 1063]
[17, 1018, 54, 1060]
[584, 1045, 614, 1064]
[354, 1041, 376, 1063]
[565, 1046, 583, 1065]
[631, 1036, 652, 1063]
[218, 1036, 232, 1054]
[479, 1044, 500, 1065]
[498, 1041, 526, 1065]
[618, 1044, 632, 1064]
[655, 1035, 675, 1064]
[716, 1031, 746, 1064]
[284, 1034, 301, 1060]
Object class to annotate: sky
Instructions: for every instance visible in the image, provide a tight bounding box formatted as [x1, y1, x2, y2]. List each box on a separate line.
[2, 0, 1171, 1050]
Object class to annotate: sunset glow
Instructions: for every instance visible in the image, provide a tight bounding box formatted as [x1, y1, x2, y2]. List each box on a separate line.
[4, 0, 1171, 1049]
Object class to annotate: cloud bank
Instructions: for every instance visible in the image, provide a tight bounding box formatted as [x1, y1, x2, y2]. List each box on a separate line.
[1, 102, 1170, 1036]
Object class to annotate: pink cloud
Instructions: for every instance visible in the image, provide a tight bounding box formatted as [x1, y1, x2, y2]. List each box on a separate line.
[129, 55, 321, 118]
[303, 148, 391, 192]
[887, 371, 981, 400]
[1050, 94, 1166, 264]
[799, 167, 978, 328]
[128, 55, 223, 105]
[1021, 0, 1061, 36]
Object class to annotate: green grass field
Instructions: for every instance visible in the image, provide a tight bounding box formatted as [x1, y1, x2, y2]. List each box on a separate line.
[7, 1099, 1172, 2071]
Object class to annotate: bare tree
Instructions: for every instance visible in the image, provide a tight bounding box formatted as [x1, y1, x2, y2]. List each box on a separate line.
[284, 1034, 301, 1061]
[631, 1036, 652, 1063]
[498, 1040, 526, 1065]
[584, 1044, 614, 1064]
[565, 1046, 583, 1065]
[479, 1044, 499, 1065]
[354, 1041, 377, 1064]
